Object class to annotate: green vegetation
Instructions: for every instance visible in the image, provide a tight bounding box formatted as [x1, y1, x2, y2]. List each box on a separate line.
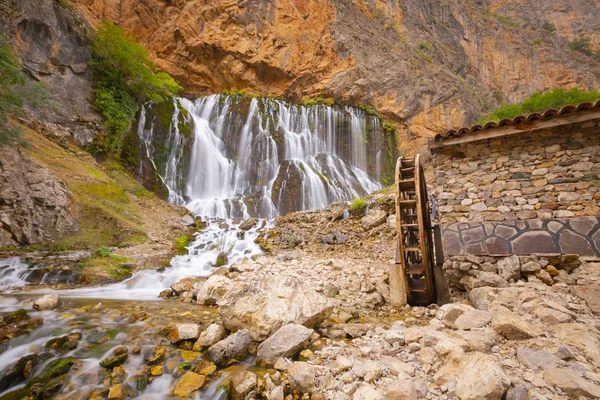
[541, 21, 556, 33]
[382, 121, 397, 136]
[0, 35, 47, 146]
[303, 97, 335, 107]
[568, 35, 600, 60]
[416, 41, 434, 63]
[94, 245, 112, 257]
[222, 89, 254, 99]
[477, 88, 600, 124]
[479, 9, 518, 27]
[358, 105, 382, 119]
[351, 198, 366, 210]
[417, 41, 432, 50]
[175, 235, 190, 255]
[90, 21, 182, 155]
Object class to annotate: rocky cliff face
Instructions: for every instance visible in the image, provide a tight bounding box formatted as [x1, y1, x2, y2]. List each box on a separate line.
[0, 0, 100, 146]
[0, 145, 78, 247]
[76, 0, 600, 144]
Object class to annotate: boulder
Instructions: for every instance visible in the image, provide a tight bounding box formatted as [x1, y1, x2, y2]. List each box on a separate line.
[353, 383, 383, 400]
[167, 324, 200, 343]
[516, 347, 565, 370]
[469, 287, 499, 311]
[257, 324, 314, 365]
[173, 372, 206, 397]
[33, 294, 60, 310]
[287, 362, 319, 393]
[386, 377, 418, 400]
[230, 370, 257, 400]
[99, 354, 128, 369]
[178, 215, 195, 227]
[217, 275, 332, 340]
[196, 275, 237, 305]
[554, 323, 600, 366]
[455, 352, 510, 400]
[544, 367, 600, 398]
[454, 309, 492, 330]
[194, 324, 226, 348]
[361, 209, 388, 230]
[0, 354, 37, 392]
[505, 385, 530, 400]
[573, 285, 600, 313]
[170, 278, 197, 295]
[491, 306, 540, 340]
[239, 218, 258, 231]
[207, 329, 252, 367]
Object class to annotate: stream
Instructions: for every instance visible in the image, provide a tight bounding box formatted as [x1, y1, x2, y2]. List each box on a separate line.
[0, 95, 390, 398]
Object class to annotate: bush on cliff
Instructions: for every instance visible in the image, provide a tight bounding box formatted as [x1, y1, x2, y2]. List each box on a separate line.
[90, 21, 182, 155]
[0, 35, 47, 146]
[477, 88, 600, 124]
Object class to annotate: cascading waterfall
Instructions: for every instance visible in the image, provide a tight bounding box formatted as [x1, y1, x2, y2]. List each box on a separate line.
[138, 95, 396, 219]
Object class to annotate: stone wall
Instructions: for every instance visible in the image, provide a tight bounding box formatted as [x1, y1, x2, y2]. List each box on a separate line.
[442, 216, 600, 257]
[430, 120, 600, 225]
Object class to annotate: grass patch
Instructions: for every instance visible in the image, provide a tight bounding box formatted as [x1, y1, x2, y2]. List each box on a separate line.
[303, 97, 335, 107]
[375, 185, 395, 196]
[351, 198, 366, 210]
[477, 88, 600, 124]
[19, 124, 147, 250]
[358, 105, 382, 119]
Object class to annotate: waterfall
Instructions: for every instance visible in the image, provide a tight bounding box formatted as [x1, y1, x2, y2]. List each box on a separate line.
[137, 95, 396, 219]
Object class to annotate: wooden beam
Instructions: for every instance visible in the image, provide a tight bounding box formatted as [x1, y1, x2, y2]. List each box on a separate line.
[429, 109, 600, 149]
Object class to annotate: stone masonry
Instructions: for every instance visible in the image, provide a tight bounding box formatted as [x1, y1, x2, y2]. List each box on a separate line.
[430, 119, 600, 257]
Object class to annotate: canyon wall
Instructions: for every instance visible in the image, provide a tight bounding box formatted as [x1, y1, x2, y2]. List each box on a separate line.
[76, 0, 600, 146]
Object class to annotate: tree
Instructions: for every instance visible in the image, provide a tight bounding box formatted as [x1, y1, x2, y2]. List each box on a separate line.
[90, 21, 183, 155]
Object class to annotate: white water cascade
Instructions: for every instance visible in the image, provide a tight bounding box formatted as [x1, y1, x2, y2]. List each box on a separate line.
[138, 95, 394, 219]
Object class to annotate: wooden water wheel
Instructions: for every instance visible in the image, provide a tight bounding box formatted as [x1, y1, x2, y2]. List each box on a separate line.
[394, 155, 437, 306]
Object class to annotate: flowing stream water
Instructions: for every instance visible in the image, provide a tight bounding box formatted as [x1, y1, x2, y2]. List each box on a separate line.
[0, 95, 395, 399]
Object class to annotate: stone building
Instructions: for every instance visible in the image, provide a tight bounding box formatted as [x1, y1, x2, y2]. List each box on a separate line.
[429, 100, 600, 258]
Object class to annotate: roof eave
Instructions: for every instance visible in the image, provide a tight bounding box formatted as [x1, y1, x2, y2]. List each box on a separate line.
[429, 108, 600, 150]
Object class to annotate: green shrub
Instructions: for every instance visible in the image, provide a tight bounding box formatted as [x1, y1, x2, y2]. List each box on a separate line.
[95, 245, 112, 257]
[90, 21, 182, 155]
[542, 21, 556, 33]
[175, 235, 190, 255]
[382, 121, 397, 136]
[351, 198, 366, 210]
[417, 41, 432, 50]
[358, 105, 381, 118]
[568, 36, 593, 56]
[477, 88, 600, 124]
[0, 35, 47, 146]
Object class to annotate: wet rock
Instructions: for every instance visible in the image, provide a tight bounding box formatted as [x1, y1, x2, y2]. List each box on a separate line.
[87, 329, 111, 344]
[173, 372, 206, 397]
[108, 383, 136, 400]
[196, 275, 237, 305]
[257, 324, 314, 365]
[45, 333, 81, 352]
[143, 347, 165, 365]
[230, 370, 257, 400]
[170, 278, 196, 295]
[158, 289, 174, 298]
[218, 275, 332, 340]
[150, 365, 163, 376]
[455, 352, 510, 400]
[100, 353, 128, 369]
[192, 360, 216, 376]
[3, 309, 30, 325]
[0, 354, 37, 392]
[26, 357, 74, 391]
[194, 323, 227, 349]
[113, 346, 128, 356]
[544, 367, 600, 397]
[239, 218, 258, 231]
[491, 305, 540, 340]
[287, 362, 318, 393]
[361, 209, 387, 230]
[207, 329, 252, 367]
[33, 294, 61, 310]
[168, 323, 200, 343]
